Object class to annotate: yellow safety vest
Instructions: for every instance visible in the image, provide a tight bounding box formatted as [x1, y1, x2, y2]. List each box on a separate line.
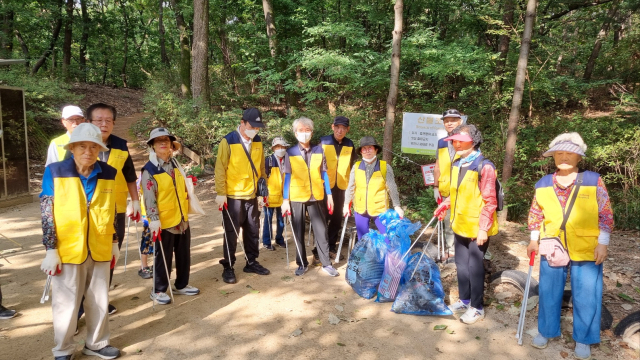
[52, 133, 70, 161]
[287, 145, 325, 202]
[450, 157, 499, 238]
[142, 160, 189, 229]
[535, 171, 601, 261]
[51, 159, 117, 264]
[266, 155, 284, 207]
[104, 135, 130, 213]
[321, 135, 354, 190]
[437, 138, 459, 197]
[224, 132, 264, 197]
[354, 160, 388, 217]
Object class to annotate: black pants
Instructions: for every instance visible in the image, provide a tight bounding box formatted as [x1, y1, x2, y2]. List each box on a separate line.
[291, 201, 331, 267]
[154, 227, 191, 293]
[324, 187, 345, 250]
[454, 234, 490, 309]
[109, 212, 126, 285]
[219, 197, 260, 268]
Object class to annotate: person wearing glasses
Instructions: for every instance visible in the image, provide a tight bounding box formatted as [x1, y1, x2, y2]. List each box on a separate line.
[45, 105, 86, 166]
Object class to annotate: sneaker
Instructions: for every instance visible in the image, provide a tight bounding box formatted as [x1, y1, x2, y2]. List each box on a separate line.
[173, 285, 200, 296]
[531, 333, 548, 349]
[54, 355, 74, 360]
[262, 244, 276, 251]
[222, 267, 237, 284]
[276, 242, 287, 248]
[484, 249, 493, 261]
[460, 306, 485, 324]
[138, 267, 152, 279]
[322, 266, 339, 277]
[450, 300, 469, 314]
[108, 304, 117, 315]
[82, 345, 120, 359]
[149, 292, 171, 305]
[574, 342, 591, 360]
[243, 261, 270, 275]
[294, 265, 308, 276]
[0, 305, 17, 319]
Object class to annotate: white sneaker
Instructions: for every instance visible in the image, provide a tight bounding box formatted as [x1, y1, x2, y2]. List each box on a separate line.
[460, 306, 485, 324]
[150, 292, 171, 304]
[173, 285, 200, 296]
[450, 300, 469, 314]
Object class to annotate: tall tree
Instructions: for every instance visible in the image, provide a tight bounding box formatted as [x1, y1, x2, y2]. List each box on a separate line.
[1, 9, 14, 58]
[583, 2, 619, 81]
[382, 0, 403, 163]
[62, 0, 73, 79]
[494, 0, 514, 93]
[171, 0, 191, 97]
[191, 0, 209, 103]
[500, 0, 538, 222]
[32, 0, 64, 75]
[159, 0, 169, 65]
[262, 0, 277, 58]
[79, 0, 89, 81]
[14, 29, 29, 67]
[120, 0, 130, 87]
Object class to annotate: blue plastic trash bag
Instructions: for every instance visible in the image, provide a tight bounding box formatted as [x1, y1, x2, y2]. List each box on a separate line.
[345, 229, 388, 299]
[376, 210, 422, 302]
[391, 252, 453, 316]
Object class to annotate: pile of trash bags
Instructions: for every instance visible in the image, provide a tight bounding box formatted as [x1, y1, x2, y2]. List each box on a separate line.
[345, 209, 452, 316]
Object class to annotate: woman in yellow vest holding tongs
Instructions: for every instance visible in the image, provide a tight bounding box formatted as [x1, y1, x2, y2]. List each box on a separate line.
[344, 136, 403, 240]
[433, 124, 498, 325]
[526, 133, 613, 360]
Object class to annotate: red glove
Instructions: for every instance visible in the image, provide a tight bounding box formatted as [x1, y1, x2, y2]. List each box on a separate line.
[187, 175, 197, 186]
[263, 196, 269, 208]
[434, 203, 450, 221]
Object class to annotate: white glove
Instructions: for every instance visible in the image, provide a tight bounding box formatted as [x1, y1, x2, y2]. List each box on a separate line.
[394, 206, 404, 218]
[343, 203, 351, 217]
[149, 220, 162, 241]
[111, 243, 120, 269]
[215, 195, 227, 210]
[258, 197, 265, 211]
[326, 195, 334, 215]
[126, 200, 142, 222]
[433, 187, 442, 203]
[41, 249, 62, 276]
[281, 200, 291, 216]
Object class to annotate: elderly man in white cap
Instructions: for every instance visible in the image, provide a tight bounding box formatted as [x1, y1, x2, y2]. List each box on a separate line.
[261, 137, 289, 250]
[45, 105, 86, 166]
[40, 123, 121, 360]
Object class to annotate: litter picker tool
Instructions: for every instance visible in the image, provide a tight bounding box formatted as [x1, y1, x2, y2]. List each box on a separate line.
[334, 213, 350, 263]
[516, 251, 536, 345]
[282, 213, 290, 269]
[40, 275, 52, 303]
[284, 208, 305, 269]
[408, 223, 441, 279]
[157, 233, 174, 304]
[151, 229, 174, 307]
[223, 206, 250, 263]
[124, 217, 131, 271]
[395, 215, 438, 268]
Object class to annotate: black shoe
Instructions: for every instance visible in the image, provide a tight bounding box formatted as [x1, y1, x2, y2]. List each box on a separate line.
[138, 267, 152, 279]
[329, 245, 338, 253]
[82, 345, 120, 359]
[311, 248, 320, 261]
[54, 355, 73, 360]
[243, 261, 270, 275]
[108, 304, 117, 315]
[262, 244, 276, 251]
[276, 242, 287, 248]
[0, 305, 17, 319]
[222, 267, 237, 284]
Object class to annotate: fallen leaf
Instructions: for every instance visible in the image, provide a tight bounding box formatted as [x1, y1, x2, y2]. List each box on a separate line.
[475, 336, 480, 340]
[433, 325, 448, 330]
[446, 329, 455, 334]
[337, 343, 345, 346]
[618, 293, 634, 302]
[616, 281, 622, 288]
[250, 290, 260, 294]
[304, 300, 311, 304]
[316, 319, 322, 325]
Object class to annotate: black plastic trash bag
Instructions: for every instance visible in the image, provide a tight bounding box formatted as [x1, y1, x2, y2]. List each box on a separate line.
[391, 252, 453, 316]
[345, 229, 388, 299]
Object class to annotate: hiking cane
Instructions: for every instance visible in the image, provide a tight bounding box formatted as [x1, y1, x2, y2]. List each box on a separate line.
[282, 212, 290, 269]
[223, 207, 250, 263]
[516, 251, 536, 345]
[334, 213, 350, 263]
[40, 275, 52, 304]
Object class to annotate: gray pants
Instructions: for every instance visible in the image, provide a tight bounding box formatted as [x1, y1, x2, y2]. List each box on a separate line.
[291, 201, 331, 267]
[52, 258, 110, 357]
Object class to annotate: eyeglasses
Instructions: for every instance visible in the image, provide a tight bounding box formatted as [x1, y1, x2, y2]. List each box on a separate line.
[63, 118, 85, 124]
[91, 119, 114, 125]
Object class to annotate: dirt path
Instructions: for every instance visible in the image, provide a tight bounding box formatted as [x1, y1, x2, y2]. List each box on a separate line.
[0, 114, 637, 359]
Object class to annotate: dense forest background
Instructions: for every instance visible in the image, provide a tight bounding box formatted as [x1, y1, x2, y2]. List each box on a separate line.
[1, 0, 638, 228]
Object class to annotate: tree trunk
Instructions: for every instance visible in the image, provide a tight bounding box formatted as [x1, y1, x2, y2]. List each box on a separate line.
[171, 0, 191, 97]
[120, 1, 129, 87]
[382, 0, 403, 164]
[493, 0, 514, 93]
[262, 0, 277, 58]
[191, 0, 209, 103]
[79, 0, 89, 82]
[32, 0, 64, 75]
[499, 0, 537, 223]
[14, 30, 29, 68]
[62, 0, 73, 80]
[159, 0, 169, 65]
[583, 2, 618, 81]
[2, 10, 14, 58]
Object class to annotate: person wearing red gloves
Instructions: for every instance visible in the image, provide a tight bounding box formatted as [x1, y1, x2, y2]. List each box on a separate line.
[40, 123, 121, 360]
[262, 137, 289, 250]
[434, 124, 498, 325]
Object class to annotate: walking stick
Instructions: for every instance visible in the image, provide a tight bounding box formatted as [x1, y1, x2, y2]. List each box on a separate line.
[282, 212, 290, 269]
[223, 207, 250, 263]
[40, 275, 52, 304]
[334, 214, 349, 263]
[516, 251, 536, 345]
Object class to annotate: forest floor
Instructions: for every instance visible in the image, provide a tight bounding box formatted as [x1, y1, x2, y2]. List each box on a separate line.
[1, 86, 638, 359]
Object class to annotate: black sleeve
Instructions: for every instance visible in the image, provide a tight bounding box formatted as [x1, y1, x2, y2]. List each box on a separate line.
[122, 153, 138, 183]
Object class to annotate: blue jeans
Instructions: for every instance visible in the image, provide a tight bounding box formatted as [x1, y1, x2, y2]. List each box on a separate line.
[262, 206, 285, 246]
[538, 257, 603, 344]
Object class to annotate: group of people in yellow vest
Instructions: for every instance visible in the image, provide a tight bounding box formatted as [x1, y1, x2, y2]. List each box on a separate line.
[35, 103, 613, 360]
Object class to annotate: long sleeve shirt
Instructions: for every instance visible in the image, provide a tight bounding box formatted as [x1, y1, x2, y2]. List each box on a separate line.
[344, 159, 401, 209]
[140, 157, 189, 234]
[214, 130, 267, 199]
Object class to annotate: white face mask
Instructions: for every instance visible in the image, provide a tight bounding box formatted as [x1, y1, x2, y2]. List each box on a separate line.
[362, 155, 377, 163]
[274, 149, 286, 158]
[296, 132, 312, 143]
[244, 129, 258, 139]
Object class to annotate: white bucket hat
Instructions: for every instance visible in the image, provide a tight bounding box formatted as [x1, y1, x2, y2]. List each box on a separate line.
[63, 123, 108, 151]
[271, 136, 289, 148]
[61, 105, 84, 119]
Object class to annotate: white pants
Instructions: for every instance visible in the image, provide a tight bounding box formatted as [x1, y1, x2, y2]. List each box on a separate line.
[52, 257, 110, 357]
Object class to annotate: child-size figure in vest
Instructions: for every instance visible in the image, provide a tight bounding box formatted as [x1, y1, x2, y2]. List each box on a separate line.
[262, 137, 289, 250]
[343, 136, 403, 240]
[45, 105, 86, 166]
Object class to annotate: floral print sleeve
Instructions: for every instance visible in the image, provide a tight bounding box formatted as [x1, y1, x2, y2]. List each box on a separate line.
[40, 195, 57, 250]
[527, 195, 544, 231]
[596, 177, 614, 233]
[141, 169, 160, 222]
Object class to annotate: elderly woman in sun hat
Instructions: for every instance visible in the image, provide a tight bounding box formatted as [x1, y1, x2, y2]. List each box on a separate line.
[40, 122, 121, 359]
[526, 132, 613, 360]
[433, 124, 498, 325]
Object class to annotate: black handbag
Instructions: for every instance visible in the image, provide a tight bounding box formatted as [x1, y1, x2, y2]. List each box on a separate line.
[241, 144, 269, 198]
